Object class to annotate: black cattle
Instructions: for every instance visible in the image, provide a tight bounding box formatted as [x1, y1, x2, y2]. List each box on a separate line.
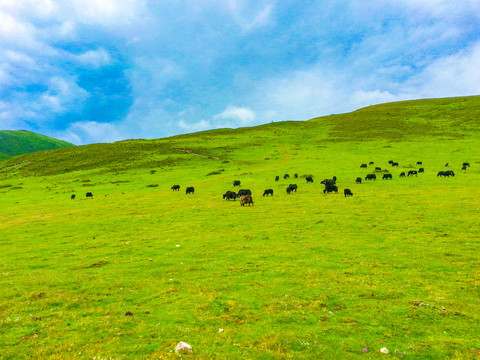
[321, 176, 337, 186]
[355, 177, 362, 184]
[223, 191, 236, 200]
[437, 170, 455, 177]
[186, 187, 195, 194]
[344, 188, 353, 197]
[284, 174, 290, 180]
[288, 184, 298, 192]
[240, 195, 254, 206]
[71, 194, 76, 200]
[360, 163, 367, 168]
[275, 176, 280, 181]
[462, 165, 467, 170]
[382, 173, 392, 180]
[407, 170, 417, 176]
[399, 172, 406, 177]
[263, 189, 274, 196]
[324, 185, 338, 194]
[392, 162, 399, 167]
[237, 189, 252, 198]
[418, 168, 424, 173]
[171, 185, 180, 191]
[86, 192, 93, 198]
[294, 173, 298, 178]
[375, 167, 382, 171]
[463, 162, 470, 168]
[365, 174, 376, 180]
[416, 161, 423, 165]
[286, 187, 292, 194]
[233, 180, 241, 187]
[388, 160, 393, 165]
[445, 163, 450, 167]
[305, 176, 313, 183]
[369, 161, 374, 165]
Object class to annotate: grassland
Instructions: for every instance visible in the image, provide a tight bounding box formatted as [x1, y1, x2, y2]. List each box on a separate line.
[0, 96, 479, 359]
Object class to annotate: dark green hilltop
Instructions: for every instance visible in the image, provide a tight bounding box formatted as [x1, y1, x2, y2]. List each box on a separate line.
[0, 130, 75, 161]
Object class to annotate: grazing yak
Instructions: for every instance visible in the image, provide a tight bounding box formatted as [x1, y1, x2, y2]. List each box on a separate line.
[305, 176, 314, 183]
[365, 174, 376, 180]
[399, 172, 406, 177]
[445, 163, 450, 167]
[392, 162, 399, 166]
[263, 189, 274, 196]
[437, 170, 455, 177]
[344, 189, 353, 197]
[223, 191, 237, 200]
[71, 194, 76, 200]
[418, 168, 424, 173]
[275, 176, 280, 181]
[233, 180, 241, 187]
[324, 184, 338, 194]
[294, 173, 298, 178]
[375, 167, 382, 171]
[369, 161, 374, 165]
[288, 184, 298, 192]
[240, 195, 253, 206]
[284, 174, 290, 180]
[321, 176, 337, 186]
[186, 187, 195, 194]
[416, 161, 423, 165]
[86, 192, 93, 198]
[388, 160, 394, 165]
[463, 162, 470, 168]
[408, 170, 418, 176]
[171, 185, 180, 191]
[355, 177, 362, 184]
[382, 173, 392, 180]
[237, 189, 252, 198]
[360, 164, 367, 168]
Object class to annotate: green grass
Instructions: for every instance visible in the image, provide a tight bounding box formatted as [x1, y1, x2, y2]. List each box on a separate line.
[0, 130, 74, 159]
[0, 96, 479, 359]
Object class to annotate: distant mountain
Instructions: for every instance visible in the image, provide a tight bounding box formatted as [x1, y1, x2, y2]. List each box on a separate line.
[0, 130, 74, 160]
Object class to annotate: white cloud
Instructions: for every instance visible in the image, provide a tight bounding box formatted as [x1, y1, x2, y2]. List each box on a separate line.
[76, 48, 111, 68]
[403, 41, 480, 98]
[350, 90, 399, 108]
[178, 119, 212, 132]
[214, 105, 256, 126]
[65, 0, 146, 26]
[65, 121, 123, 144]
[40, 76, 89, 113]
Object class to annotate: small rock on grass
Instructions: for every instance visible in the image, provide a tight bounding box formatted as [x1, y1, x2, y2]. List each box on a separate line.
[175, 341, 192, 354]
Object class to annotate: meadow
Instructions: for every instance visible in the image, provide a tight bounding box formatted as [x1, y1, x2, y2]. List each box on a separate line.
[0, 97, 479, 359]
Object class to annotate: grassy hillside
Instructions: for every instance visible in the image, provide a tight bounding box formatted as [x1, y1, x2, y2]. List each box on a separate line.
[0, 130, 74, 160]
[0, 96, 479, 359]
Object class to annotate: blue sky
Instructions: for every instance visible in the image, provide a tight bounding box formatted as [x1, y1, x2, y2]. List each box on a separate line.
[1, 0, 479, 145]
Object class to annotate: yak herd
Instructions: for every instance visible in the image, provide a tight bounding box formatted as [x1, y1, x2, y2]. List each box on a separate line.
[170, 160, 470, 206]
[72, 161, 470, 204]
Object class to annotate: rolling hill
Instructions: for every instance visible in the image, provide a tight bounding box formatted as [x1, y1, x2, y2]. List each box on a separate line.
[0, 130, 74, 160]
[0, 96, 479, 359]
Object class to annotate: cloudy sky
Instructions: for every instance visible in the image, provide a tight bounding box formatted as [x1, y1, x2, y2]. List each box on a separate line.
[1, 0, 479, 145]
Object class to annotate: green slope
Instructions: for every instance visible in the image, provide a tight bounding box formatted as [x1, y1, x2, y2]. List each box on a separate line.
[0, 130, 74, 160]
[0, 96, 478, 177]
